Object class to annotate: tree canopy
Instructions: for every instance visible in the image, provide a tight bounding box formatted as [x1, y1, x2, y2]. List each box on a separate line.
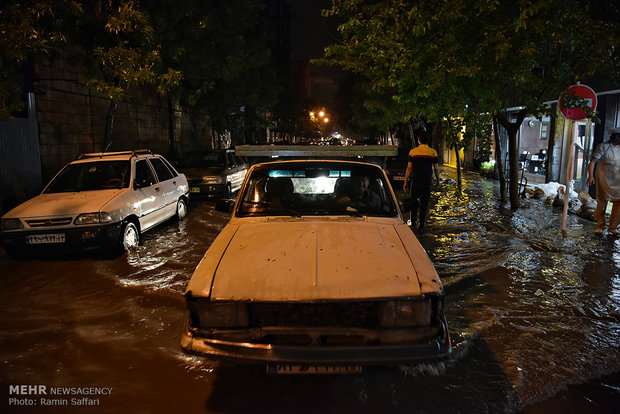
[322, 0, 619, 206]
[1, 0, 281, 145]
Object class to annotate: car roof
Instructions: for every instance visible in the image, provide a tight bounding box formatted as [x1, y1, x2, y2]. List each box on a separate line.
[71, 149, 157, 163]
[250, 159, 384, 170]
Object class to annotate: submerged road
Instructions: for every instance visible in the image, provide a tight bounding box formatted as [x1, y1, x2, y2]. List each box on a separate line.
[1, 170, 618, 413]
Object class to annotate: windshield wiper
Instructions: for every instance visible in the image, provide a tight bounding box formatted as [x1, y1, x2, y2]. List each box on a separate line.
[342, 206, 364, 217]
[279, 208, 301, 217]
[241, 201, 301, 217]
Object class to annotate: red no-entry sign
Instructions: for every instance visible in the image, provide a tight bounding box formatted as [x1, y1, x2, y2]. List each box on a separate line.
[558, 84, 597, 121]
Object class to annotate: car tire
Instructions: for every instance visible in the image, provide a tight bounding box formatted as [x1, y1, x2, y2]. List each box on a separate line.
[176, 198, 187, 221]
[121, 221, 140, 251]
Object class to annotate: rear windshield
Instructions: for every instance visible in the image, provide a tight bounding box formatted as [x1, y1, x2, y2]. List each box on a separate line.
[44, 161, 131, 193]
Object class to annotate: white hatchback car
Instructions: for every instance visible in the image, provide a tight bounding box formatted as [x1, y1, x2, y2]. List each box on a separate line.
[1, 150, 189, 254]
[181, 160, 450, 373]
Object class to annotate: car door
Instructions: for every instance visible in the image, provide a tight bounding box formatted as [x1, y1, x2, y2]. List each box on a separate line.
[227, 153, 246, 193]
[148, 156, 179, 220]
[134, 158, 165, 231]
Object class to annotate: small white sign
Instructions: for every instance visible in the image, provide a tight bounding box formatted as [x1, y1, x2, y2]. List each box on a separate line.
[26, 234, 66, 244]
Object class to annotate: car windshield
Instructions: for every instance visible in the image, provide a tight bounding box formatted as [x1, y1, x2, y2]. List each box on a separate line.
[44, 161, 131, 193]
[182, 152, 227, 168]
[236, 162, 398, 217]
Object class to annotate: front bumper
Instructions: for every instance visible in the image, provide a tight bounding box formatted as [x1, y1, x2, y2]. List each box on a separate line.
[188, 182, 227, 197]
[180, 316, 451, 365]
[1, 222, 123, 252]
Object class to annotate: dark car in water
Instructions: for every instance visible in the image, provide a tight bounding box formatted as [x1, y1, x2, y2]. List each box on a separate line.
[179, 150, 247, 198]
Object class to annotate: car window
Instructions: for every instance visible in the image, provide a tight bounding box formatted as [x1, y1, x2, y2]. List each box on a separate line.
[236, 163, 397, 218]
[159, 157, 178, 177]
[150, 157, 175, 182]
[135, 159, 157, 188]
[44, 161, 131, 193]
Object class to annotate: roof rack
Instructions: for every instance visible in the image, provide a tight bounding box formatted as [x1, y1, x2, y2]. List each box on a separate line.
[78, 149, 152, 159]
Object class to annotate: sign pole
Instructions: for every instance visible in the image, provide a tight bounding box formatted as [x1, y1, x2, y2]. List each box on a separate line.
[558, 83, 597, 233]
[561, 121, 575, 232]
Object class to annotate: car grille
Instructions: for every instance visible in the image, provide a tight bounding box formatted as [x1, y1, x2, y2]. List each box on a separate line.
[26, 217, 73, 227]
[248, 302, 381, 328]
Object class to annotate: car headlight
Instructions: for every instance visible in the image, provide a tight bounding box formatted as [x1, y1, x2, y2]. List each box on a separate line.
[74, 212, 112, 225]
[202, 176, 223, 184]
[187, 299, 248, 328]
[2, 218, 24, 230]
[379, 299, 431, 327]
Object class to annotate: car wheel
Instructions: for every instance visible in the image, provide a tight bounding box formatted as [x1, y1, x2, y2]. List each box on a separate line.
[176, 198, 187, 221]
[121, 222, 140, 251]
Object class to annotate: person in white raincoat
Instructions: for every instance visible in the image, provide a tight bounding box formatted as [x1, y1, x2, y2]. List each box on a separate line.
[587, 128, 620, 235]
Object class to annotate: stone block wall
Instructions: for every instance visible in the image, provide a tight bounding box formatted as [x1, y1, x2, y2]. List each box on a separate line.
[33, 56, 215, 183]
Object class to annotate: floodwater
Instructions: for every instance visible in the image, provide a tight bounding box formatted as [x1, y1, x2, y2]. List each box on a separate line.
[1, 170, 619, 413]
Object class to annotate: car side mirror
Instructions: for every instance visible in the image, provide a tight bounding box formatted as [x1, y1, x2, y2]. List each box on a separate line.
[215, 198, 235, 213]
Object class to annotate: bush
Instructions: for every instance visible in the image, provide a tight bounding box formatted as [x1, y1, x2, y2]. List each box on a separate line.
[480, 161, 495, 178]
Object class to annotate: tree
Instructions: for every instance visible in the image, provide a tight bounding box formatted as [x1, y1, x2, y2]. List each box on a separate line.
[442, 111, 493, 196]
[322, 0, 619, 208]
[71, 1, 181, 150]
[151, 0, 279, 146]
[0, 1, 74, 118]
[1, 0, 279, 150]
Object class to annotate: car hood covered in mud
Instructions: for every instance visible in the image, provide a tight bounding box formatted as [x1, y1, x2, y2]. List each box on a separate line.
[185, 218, 442, 302]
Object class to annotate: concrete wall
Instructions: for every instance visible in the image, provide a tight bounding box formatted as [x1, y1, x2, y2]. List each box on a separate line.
[0, 94, 42, 213]
[33, 56, 215, 184]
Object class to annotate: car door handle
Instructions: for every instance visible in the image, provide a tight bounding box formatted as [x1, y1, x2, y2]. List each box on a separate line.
[173, 181, 176, 185]
[155, 187, 160, 192]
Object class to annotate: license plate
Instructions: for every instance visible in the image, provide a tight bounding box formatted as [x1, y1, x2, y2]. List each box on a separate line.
[26, 233, 66, 244]
[190, 187, 201, 193]
[393, 176, 405, 181]
[266, 364, 362, 375]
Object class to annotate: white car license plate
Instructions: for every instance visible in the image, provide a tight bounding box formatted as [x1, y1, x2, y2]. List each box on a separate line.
[26, 233, 66, 244]
[267, 364, 362, 375]
[190, 187, 201, 193]
[393, 176, 405, 181]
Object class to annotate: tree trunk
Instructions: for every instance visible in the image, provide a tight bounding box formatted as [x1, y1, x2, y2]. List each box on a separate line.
[492, 116, 507, 203]
[496, 109, 527, 209]
[455, 143, 462, 196]
[507, 125, 520, 208]
[408, 122, 416, 148]
[103, 99, 118, 152]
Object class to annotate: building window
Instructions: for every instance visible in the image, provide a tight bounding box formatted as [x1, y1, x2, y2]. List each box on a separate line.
[540, 123, 548, 140]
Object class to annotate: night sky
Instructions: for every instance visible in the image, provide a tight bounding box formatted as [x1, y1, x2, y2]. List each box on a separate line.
[289, 0, 338, 60]
[288, 0, 342, 103]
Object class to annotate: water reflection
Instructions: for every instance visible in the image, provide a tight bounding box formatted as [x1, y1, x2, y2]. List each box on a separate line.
[0, 172, 618, 412]
[420, 170, 620, 409]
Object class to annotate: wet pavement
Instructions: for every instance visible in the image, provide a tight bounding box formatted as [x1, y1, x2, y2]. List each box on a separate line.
[1, 169, 619, 413]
